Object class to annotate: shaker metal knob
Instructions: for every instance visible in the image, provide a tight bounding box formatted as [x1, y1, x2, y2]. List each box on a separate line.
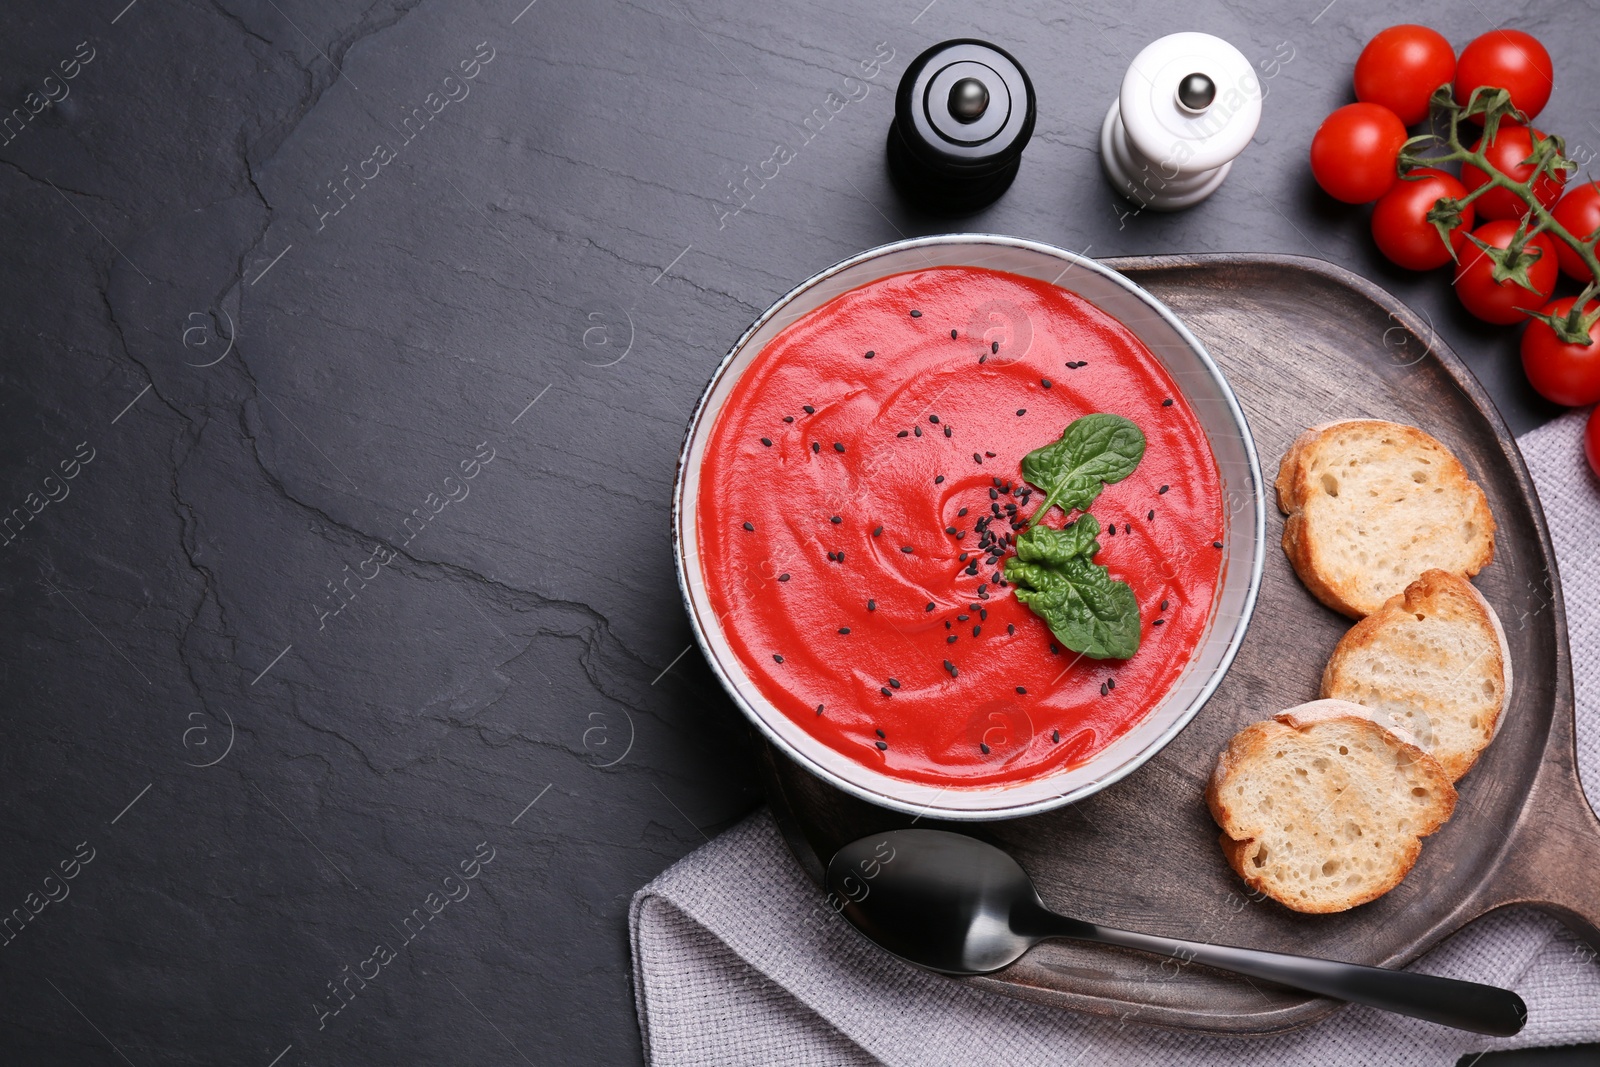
[1100, 32, 1262, 211]
[886, 39, 1036, 215]
[949, 77, 989, 122]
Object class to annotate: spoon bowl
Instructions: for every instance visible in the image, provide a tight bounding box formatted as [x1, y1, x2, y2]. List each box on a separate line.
[828, 828, 1526, 1037]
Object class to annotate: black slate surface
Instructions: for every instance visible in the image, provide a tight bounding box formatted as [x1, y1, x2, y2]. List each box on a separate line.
[0, 1, 1592, 1064]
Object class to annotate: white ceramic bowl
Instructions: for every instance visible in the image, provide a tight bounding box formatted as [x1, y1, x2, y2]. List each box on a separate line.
[672, 235, 1264, 820]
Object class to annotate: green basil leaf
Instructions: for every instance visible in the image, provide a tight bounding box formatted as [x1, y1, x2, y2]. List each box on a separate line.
[1003, 515, 1142, 661]
[1021, 413, 1147, 523]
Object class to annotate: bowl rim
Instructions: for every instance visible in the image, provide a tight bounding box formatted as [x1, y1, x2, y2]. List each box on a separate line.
[670, 233, 1265, 820]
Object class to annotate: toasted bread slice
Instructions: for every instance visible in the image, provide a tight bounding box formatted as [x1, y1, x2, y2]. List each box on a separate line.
[1320, 570, 1511, 781]
[1276, 420, 1495, 617]
[1206, 700, 1457, 914]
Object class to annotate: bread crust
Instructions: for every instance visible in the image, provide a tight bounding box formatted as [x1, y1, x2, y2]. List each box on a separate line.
[1320, 570, 1512, 780]
[1276, 420, 1496, 618]
[1205, 701, 1457, 914]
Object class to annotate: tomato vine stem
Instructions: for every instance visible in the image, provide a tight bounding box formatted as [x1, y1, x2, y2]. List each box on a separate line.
[1398, 85, 1600, 344]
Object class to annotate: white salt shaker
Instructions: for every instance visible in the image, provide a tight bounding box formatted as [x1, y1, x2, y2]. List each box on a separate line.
[1100, 32, 1263, 211]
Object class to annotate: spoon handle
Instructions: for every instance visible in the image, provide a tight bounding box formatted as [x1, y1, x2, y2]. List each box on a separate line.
[1048, 918, 1525, 1036]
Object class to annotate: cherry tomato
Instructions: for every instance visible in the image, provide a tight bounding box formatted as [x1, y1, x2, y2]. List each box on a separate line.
[1551, 182, 1600, 282]
[1461, 125, 1565, 220]
[1354, 25, 1455, 125]
[1371, 168, 1475, 270]
[1520, 298, 1600, 406]
[1586, 407, 1600, 481]
[1454, 29, 1553, 122]
[1453, 219, 1558, 324]
[1310, 103, 1409, 204]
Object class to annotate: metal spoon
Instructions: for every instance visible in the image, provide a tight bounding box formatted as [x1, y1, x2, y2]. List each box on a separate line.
[827, 828, 1525, 1037]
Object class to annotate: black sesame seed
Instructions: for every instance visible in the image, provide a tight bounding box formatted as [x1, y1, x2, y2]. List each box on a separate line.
[876, 728, 886, 737]
[1152, 619, 1166, 626]
[876, 740, 888, 750]
[830, 515, 842, 524]
[1213, 540, 1223, 549]
[909, 309, 921, 318]
[980, 742, 991, 755]
[803, 404, 815, 414]
[773, 654, 784, 663]
[950, 328, 958, 339]
[945, 620, 951, 629]
[897, 430, 909, 438]
[914, 425, 923, 437]
[1100, 682, 1108, 696]
[743, 521, 754, 531]
[935, 475, 945, 485]
[864, 350, 875, 359]
[1017, 409, 1027, 416]
[1161, 599, 1169, 611]
[978, 354, 987, 364]
[992, 341, 1000, 354]
[1107, 524, 1116, 537]
[839, 627, 851, 635]
[1052, 729, 1061, 743]
[811, 442, 820, 453]
[1159, 485, 1169, 494]
[873, 526, 883, 537]
[958, 507, 968, 517]
[947, 635, 958, 644]
[973, 453, 983, 464]
[985, 451, 996, 458]
[943, 426, 952, 438]
[990, 488, 999, 500]
[972, 626, 981, 637]
[833, 442, 845, 453]
[1107, 677, 1116, 691]
[977, 583, 987, 595]
[761, 437, 772, 447]
[1007, 624, 1015, 635]
[783, 415, 795, 423]
[816, 703, 825, 715]
[1041, 378, 1052, 389]
[901, 545, 914, 554]
[779, 573, 791, 582]
[957, 614, 969, 622]
[1124, 524, 1132, 535]
[925, 602, 935, 612]
[867, 599, 876, 612]
[1162, 398, 1174, 407]
[1014, 686, 1027, 695]
[946, 526, 957, 535]
[837, 550, 846, 562]
[1147, 509, 1155, 521]
[880, 687, 891, 697]
[929, 415, 940, 424]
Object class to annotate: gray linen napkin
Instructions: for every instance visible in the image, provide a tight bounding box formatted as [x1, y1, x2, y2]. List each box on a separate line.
[631, 410, 1600, 1066]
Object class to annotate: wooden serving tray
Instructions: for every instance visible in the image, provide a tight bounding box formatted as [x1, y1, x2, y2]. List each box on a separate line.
[759, 252, 1600, 1034]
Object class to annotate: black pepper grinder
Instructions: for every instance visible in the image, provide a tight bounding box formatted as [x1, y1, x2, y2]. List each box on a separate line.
[886, 39, 1037, 215]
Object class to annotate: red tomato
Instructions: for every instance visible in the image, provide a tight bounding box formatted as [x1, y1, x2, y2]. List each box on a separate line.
[1310, 103, 1409, 204]
[1454, 29, 1553, 121]
[1586, 407, 1600, 480]
[1354, 26, 1456, 125]
[1521, 298, 1600, 406]
[1551, 182, 1600, 282]
[1461, 125, 1565, 220]
[1453, 220, 1558, 324]
[1371, 168, 1475, 270]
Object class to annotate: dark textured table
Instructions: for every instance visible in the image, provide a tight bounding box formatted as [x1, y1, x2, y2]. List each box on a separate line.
[1, 1, 1591, 1064]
